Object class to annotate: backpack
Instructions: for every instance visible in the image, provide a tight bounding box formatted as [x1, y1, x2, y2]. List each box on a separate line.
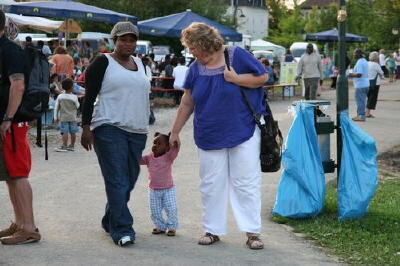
[0, 45, 50, 122]
[14, 47, 50, 122]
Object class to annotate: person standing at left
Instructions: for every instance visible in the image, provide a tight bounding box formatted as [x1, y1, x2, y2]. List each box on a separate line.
[81, 22, 150, 247]
[296, 43, 323, 100]
[349, 49, 370, 122]
[0, 10, 41, 245]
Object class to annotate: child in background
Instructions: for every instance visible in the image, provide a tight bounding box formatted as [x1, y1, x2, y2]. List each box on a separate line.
[140, 132, 179, 236]
[54, 78, 80, 152]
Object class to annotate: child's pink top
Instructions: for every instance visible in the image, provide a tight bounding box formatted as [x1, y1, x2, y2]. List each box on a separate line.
[140, 148, 179, 190]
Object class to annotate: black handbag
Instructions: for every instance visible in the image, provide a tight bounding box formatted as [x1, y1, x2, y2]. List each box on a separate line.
[240, 90, 283, 172]
[224, 48, 283, 172]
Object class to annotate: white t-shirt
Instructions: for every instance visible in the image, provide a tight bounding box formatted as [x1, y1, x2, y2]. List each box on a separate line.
[54, 93, 80, 122]
[395, 52, 400, 66]
[172, 65, 189, 90]
[368, 61, 384, 85]
[379, 53, 386, 66]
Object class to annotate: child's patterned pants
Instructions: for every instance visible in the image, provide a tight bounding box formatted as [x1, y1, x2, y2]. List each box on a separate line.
[149, 187, 178, 230]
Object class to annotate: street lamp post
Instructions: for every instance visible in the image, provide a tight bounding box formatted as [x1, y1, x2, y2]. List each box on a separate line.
[336, 0, 349, 178]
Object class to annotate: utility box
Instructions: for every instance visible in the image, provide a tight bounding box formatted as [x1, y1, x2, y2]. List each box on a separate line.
[293, 100, 335, 173]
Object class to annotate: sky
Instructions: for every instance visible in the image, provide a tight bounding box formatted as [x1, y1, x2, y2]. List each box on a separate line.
[284, 0, 306, 8]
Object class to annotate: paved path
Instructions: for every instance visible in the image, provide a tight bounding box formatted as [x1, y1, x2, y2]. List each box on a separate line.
[1, 80, 399, 265]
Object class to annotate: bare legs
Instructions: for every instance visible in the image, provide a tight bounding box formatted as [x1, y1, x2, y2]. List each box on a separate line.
[6, 178, 36, 232]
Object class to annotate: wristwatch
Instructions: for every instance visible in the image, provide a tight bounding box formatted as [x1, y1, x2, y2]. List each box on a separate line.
[2, 115, 13, 122]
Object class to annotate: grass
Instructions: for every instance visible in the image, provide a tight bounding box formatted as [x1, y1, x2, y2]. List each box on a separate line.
[273, 177, 400, 265]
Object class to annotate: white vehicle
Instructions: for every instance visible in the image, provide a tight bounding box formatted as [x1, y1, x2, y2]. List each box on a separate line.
[77, 32, 114, 50]
[153, 45, 172, 62]
[15, 33, 48, 42]
[136, 40, 153, 55]
[252, 50, 276, 64]
[290, 42, 319, 62]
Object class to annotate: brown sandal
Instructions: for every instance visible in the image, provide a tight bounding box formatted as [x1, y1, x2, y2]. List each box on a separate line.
[198, 232, 220, 245]
[166, 229, 176, 236]
[246, 235, 264, 250]
[152, 228, 165, 234]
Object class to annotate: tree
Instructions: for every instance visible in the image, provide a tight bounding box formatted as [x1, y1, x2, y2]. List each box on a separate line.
[268, 4, 306, 47]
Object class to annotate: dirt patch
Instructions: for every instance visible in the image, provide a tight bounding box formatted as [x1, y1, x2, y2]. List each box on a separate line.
[378, 145, 400, 180]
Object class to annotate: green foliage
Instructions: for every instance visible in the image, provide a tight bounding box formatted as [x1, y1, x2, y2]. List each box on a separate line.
[265, 0, 288, 31]
[273, 179, 400, 265]
[268, 5, 305, 47]
[267, 0, 400, 50]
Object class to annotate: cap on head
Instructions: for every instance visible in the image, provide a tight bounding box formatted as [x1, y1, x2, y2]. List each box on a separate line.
[111, 21, 139, 39]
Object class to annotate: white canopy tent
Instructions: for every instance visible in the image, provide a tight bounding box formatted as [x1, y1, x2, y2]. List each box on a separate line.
[6, 13, 82, 34]
[1, 0, 16, 10]
[6, 13, 63, 34]
[250, 39, 286, 57]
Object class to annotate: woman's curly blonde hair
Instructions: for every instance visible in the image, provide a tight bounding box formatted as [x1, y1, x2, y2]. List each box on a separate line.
[181, 23, 224, 53]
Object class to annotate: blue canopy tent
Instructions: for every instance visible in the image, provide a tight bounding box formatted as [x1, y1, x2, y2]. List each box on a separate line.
[138, 10, 242, 42]
[305, 29, 368, 43]
[9, 0, 136, 24]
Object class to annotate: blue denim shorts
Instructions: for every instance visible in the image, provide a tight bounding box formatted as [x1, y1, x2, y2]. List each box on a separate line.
[60, 121, 79, 134]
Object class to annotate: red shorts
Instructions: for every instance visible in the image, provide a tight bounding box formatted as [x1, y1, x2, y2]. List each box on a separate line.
[1, 122, 31, 178]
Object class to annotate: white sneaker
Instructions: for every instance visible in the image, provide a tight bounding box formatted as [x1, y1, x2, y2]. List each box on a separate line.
[117, 236, 134, 247]
[55, 146, 68, 152]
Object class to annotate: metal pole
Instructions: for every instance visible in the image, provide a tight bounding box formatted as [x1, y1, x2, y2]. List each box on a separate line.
[336, 0, 349, 179]
[233, 0, 238, 28]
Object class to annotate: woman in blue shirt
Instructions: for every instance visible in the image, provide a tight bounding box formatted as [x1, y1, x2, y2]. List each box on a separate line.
[170, 23, 267, 250]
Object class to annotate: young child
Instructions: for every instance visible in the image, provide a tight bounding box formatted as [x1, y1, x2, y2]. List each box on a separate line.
[54, 78, 80, 152]
[140, 132, 179, 236]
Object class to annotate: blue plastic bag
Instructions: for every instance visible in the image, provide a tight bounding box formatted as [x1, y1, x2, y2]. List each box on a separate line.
[272, 103, 325, 218]
[338, 112, 378, 220]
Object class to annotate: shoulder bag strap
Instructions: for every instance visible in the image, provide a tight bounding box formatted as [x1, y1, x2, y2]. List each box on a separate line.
[223, 47, 262, 127]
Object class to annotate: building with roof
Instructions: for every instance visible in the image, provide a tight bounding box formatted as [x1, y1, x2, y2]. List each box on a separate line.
[226, 0, 269, 40]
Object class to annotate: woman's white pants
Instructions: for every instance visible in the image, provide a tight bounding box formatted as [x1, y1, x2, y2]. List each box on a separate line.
[198, 128, 261, 235]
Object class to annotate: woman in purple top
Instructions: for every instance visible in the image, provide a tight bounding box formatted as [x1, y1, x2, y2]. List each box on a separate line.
[170, 23, 267, 250]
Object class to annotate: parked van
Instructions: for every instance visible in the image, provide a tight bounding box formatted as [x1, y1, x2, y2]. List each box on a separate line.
[153, 45, 172, 62]
[136, 40, 153, 55]
[290, 42, 319, 62]
[77, 32, 114, 51]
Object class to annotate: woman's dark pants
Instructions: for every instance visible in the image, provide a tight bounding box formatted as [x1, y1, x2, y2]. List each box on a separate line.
[93, 124, 147, 243]
[367, 85, 380, 110]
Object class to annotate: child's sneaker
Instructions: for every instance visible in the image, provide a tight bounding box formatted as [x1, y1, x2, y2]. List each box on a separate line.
[55, 146, 68, 152]
[66, 145, 75, 151]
